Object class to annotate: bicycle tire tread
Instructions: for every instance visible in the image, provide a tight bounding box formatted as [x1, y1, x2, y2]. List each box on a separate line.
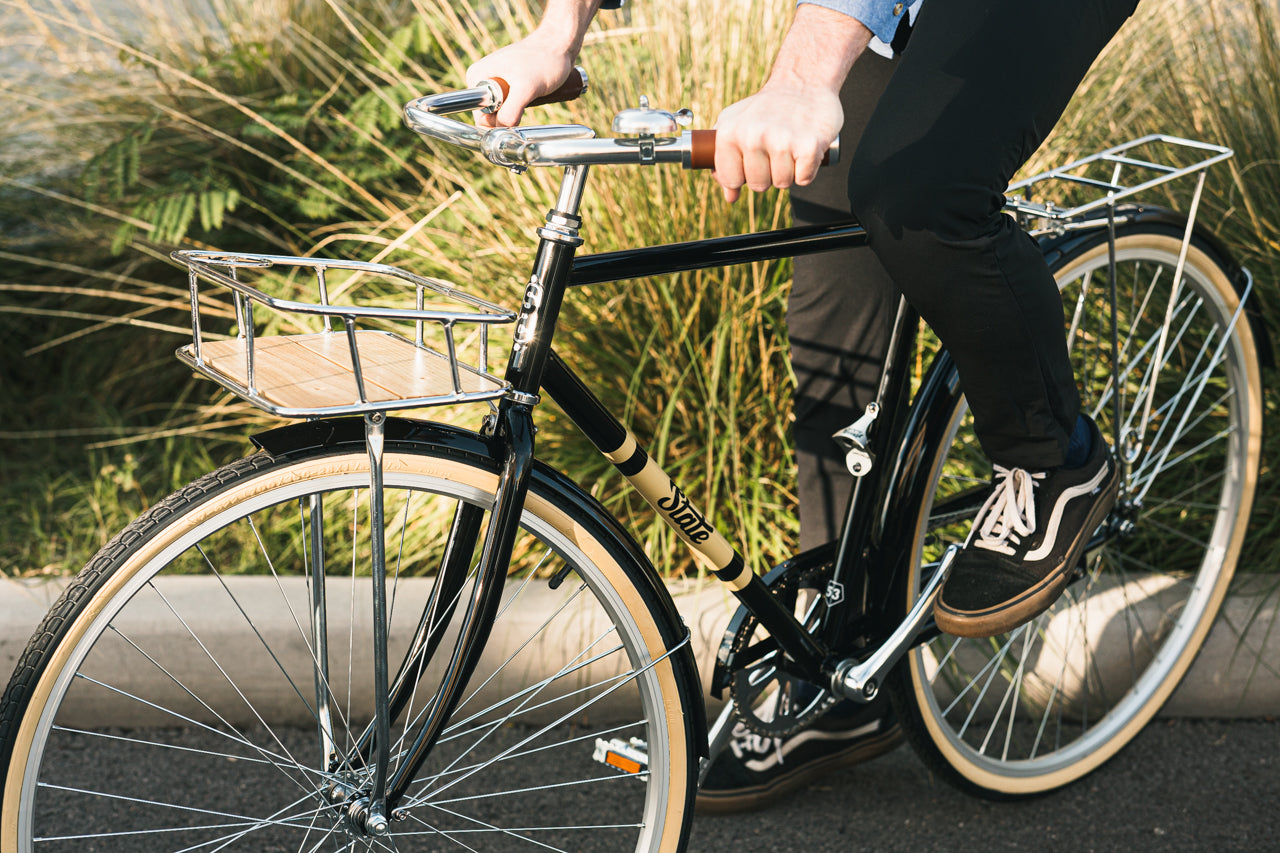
[0, 452, 278, 768]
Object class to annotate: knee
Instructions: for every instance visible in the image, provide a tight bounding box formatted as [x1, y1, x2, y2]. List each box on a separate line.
[846, 150, 998, 245]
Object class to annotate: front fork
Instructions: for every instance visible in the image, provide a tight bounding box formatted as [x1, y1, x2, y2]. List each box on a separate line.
[336, 168, 592, 832]
[329, 402, 537, 836]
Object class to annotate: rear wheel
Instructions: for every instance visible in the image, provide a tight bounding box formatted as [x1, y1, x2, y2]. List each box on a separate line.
[1, 441, 697, 850]
[895, 226, 1262, 796]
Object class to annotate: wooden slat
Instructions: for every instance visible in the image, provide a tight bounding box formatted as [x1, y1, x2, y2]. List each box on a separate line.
[195, 332, 501, 410]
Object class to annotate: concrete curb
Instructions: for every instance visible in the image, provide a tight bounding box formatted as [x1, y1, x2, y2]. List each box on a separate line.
[2, 574, 1278, 722]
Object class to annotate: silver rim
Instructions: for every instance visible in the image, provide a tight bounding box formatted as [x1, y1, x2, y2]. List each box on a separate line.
[908, 235, 1255, 788]
[12, 454, 676, 850]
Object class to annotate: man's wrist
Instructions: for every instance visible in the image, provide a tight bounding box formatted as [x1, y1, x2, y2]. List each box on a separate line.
[533, 0, 603, 58]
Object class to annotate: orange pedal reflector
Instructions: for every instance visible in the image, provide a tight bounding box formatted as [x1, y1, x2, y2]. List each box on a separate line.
[592, 737, 649, 777]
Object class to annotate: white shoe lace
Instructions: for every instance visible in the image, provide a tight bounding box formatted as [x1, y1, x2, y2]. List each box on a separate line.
[970, 465, 1046, 556]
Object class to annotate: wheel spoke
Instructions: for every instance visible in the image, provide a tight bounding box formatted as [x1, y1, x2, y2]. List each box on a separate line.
[908, 233, 1255, 792]
[11, 457, 688, 850]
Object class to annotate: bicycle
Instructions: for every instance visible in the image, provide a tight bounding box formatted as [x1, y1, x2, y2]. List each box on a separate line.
[0, 71, 1264, 852]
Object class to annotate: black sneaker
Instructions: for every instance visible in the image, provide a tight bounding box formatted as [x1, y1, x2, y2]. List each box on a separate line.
[935, 416, 1119, 639]
[695, 696, 902, 814]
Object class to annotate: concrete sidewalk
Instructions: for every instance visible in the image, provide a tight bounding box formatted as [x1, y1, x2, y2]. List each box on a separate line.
[2, 573, 1278, 719]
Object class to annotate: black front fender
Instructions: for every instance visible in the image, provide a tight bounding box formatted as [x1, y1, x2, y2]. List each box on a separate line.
[251, 415, 709, 758]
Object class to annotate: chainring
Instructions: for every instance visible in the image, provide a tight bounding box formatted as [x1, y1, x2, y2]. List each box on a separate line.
[725, 555, 840, 737]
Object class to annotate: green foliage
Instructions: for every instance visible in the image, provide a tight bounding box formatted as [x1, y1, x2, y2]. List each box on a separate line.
[1, 0, 1278, 587]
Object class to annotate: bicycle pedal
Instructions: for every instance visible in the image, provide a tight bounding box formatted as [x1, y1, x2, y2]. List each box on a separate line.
[593, 737, 649, 778]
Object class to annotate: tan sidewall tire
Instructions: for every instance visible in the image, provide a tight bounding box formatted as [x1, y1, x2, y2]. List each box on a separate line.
[2, 450, 692, 852]
[904, 232, 1262, 795]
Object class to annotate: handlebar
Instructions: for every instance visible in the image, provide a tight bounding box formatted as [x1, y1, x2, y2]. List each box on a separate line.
[402, 69, 839, 172]
[489, 71, 591, 110]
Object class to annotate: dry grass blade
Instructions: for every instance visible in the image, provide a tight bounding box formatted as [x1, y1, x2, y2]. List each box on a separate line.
[1, 0, 1276, 592]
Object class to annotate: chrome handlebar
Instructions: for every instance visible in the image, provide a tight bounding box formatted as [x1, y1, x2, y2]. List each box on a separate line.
[403, 79, 845, 172]
[403, 83, 719, 170]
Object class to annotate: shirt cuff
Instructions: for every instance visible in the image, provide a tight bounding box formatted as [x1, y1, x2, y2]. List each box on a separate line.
[797, 0, 907, 46]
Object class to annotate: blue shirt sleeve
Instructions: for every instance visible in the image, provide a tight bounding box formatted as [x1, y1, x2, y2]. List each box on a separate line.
[798, 0, 908, 45]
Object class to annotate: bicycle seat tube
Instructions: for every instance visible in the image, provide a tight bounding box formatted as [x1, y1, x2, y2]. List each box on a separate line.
[823, 296, 923, 654]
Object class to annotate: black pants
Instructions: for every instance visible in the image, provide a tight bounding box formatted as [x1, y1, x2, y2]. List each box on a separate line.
[789, 0, 1140, 549]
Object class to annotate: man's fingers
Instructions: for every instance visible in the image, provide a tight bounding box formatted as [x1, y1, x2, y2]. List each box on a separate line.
[742, 148, 774, 193]
[495, 101, 525, 128]
[712, 138, 747, 203]
[792, 148, 823, 187]
[769, 152, 797, 191]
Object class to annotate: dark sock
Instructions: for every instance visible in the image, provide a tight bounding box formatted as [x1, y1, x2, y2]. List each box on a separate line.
[1063, 415, 1092, 469]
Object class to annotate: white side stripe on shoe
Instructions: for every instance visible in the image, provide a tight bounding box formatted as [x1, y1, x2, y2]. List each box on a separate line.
[1024, 461, 1110, 562]
[739, 720, 883, 773]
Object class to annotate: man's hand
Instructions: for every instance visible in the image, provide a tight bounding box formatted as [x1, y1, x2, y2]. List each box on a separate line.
[712, 5, 872, 203]
[713, 85, 844, 203]
[465, 0, 600, 128]
[466, 34, 577, 128]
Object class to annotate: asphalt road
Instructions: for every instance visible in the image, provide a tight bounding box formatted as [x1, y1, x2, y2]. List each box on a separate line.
[21, 717, 1277, 851]
[689, 717, 1279, 852]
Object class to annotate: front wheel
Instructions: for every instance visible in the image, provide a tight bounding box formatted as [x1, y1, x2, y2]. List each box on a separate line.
[1, 437, 698, 851]
[893, 225, 1263, 797]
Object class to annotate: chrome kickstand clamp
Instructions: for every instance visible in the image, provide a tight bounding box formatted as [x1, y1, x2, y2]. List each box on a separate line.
[833, 544, 959, 702]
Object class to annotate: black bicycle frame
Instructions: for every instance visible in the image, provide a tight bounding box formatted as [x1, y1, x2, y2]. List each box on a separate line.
[557, 221, 893, 673]
[372, 184, 933, 811]
[551, 221, 939, 670]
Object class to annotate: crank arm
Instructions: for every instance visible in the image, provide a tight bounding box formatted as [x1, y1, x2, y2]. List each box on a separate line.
[831, 544, 959, 703]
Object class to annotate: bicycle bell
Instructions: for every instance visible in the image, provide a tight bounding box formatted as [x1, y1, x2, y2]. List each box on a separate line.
[612, 96, 693, 136]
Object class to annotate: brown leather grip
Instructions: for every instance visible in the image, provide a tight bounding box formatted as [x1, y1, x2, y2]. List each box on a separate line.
[690, 129, 717, 170]
[489, 67, 588, 111]
[687, 130, 836, 170]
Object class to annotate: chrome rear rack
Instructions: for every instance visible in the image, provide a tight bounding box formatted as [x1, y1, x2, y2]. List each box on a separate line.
[1005, 134, 1231, 227]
